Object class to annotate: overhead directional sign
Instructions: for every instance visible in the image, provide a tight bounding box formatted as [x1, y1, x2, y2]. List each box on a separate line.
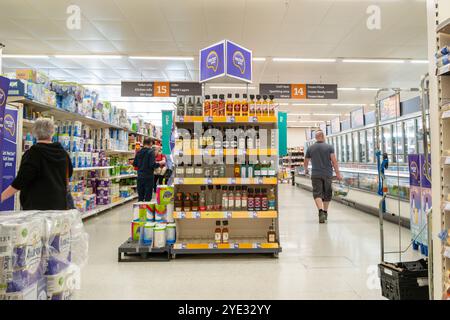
[121, 81, 201, 97]
[259, 83, 338, 99]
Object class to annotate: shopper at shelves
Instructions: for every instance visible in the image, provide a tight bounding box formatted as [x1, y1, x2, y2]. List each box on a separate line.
[1, 118, 74, 210]
[133, 138, 164, 201]
[153, 146, 167, 192]
[163, 153, 174, 185]
[304, 130, 342, 224]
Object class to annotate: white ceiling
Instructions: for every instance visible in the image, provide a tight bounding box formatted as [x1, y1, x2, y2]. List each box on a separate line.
[0, 0, 429, 124]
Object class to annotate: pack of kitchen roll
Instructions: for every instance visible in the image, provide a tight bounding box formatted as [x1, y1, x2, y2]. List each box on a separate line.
[0, 210, 88, 300]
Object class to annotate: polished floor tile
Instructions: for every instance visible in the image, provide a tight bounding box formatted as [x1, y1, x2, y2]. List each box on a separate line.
[76, 184, 420, 300]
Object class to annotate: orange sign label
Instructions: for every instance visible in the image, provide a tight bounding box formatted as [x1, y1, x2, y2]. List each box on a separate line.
[291, 84, 306, 99]
[153, 82, 170, 97]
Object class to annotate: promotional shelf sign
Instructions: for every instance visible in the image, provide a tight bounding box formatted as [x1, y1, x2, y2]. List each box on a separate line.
[200, 40, 252, 83]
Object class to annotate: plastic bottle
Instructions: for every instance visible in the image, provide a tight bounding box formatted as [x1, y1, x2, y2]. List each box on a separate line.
[262, 95, 269, 116]
[247, 188, 254, 211]
[215, 185, 222, 210]
[241, 162, 247, 178]
[241, 186, 248, 210]
[195, 96, 203, 116]
[211, 94, 219, 116]
[242, 94, 249, 117]
[218, 94, 226, 116]
[226, 94, 234, 116]
[199, 186, 207, 211]
[268, 95, 275, 116]
[256, 95, 262, 116]
[254, 188, 262, 211]
[203, 95, 211, 116]
[222, 186, 229, 210]
[247, 162, 254, 178]
[228, 186, 235, 210]
[249, 94, 256, 116]
[207, 185, 215, 211]
[261, 189, 268, 211]
[234, 186, 242, 210]
[234, 94, 241, 116]
[268, 187, 276, 210]
[238, 126, 246, 150]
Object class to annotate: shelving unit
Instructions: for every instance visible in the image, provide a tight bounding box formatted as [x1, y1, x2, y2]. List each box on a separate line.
[82, 194, 138, 220]
[172, 110, 282, 257]
[432, 2, 450, 300]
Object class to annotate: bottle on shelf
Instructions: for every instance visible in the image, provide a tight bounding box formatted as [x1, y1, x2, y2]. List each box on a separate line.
[184, 192, 192, 211]
[219, 162, 226, 177]
[249, 94, 256, 117]
[246, 129, 255, 150]
[228, 186, 235, 210]
[185, 164, 194, 177]
[222, 186, 229, 210]
[242, 94, 249, 117]
[238, 126, 246, 150]
[234, 94, 241, 117]
[211, 94, 219, 116]
[254, 188, 262, 211]
[256, 95, 262, 116]
[195, 164, 203, 177]
[204, 163, 212, 178]
[261, 189, 268, 211]
[261, 160, 268, 177]
[262, 95, 269, 116]
[186, 96, 194, 116]
[218, 94, 226, 116]
[207, 185, 215, 211]
[203, 95, 211, 116]
[226, 94, 234, 116]
[268, 187, 276, 210]
[192, 192, 200, 211]
[214, 129, 223, 149]
[267, 221, 276, 243]
[234, 186, 242, 210]
[241, 186, 248, 210]
[247, 161, 254, 178]
[222, 221, 229, 243]
[241, 161, 247, 178]
[175, 192, 184, 212]
[269, 95, 275, 116]
[215, 221, 222, 244]
[234, 158, 241, 178]
[247, 188, 255, 211]
[175, 162, 185, 177]
[215, 185, 222, 210]
[177, 96, 185, 116]
[195, 96, 203, 116]
[268, 160, 276, 177]
[255, 126, 261, 149]
[231, 130, 238, 150]
[254, 160, 261, 177]
[199, 186, 207, 211]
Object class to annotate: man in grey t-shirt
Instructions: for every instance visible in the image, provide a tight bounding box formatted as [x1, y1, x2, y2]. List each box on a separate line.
[304, 130, 342, 223]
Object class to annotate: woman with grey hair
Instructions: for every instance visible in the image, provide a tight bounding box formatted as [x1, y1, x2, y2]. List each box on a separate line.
[1, 118, 73, 210]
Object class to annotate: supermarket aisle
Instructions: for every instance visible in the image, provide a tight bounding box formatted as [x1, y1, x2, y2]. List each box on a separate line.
[77, 184, 419, 300]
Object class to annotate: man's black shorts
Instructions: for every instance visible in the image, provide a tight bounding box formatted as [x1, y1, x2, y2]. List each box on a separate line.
[311, 176, 333, 201]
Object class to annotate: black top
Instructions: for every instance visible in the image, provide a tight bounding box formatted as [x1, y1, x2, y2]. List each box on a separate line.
[133, 147, 159, 179]
[12, 142, 73, 210]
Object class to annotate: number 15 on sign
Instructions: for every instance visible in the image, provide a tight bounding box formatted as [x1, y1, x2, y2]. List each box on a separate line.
[154, 82, 170, 97]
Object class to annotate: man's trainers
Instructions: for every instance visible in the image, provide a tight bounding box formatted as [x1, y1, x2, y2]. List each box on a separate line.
[319, 210, 326, 224]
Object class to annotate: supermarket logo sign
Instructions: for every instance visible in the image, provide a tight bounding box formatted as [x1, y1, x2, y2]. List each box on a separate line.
[4, 114, 16, 137]
[232, 51, 246, 74]
[410, 161, 419, 180]
[0, 88, 6, 106]
[206, 51, 219, 72]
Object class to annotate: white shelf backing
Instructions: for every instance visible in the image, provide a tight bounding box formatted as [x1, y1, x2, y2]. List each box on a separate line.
[82, 195, 137, 220]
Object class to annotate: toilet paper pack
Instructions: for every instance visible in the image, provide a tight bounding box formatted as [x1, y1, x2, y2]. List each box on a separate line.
[156, 185, 174, 206]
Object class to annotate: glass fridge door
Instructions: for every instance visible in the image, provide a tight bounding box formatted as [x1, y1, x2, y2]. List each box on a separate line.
[347, 133, 353, 162]
[353, 131, 360, 163]
[333, 137, 338, 159]
[367, 129, 375, 163]
[359, 130, 367, 163]
[341, 135, 346, 162]
[405, 118, 418, 155]
[394, 122, 405, 164]
[382, 124, 394, 163]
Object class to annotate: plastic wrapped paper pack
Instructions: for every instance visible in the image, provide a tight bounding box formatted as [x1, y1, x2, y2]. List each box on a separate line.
[0, 210, 88, 300]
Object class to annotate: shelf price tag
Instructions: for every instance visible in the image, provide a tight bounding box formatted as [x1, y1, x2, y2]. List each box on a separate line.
[193, 212, 201, 219]
[233, 243, 240, 249]
[230, 178, 236, 185]
[179, 212, 186, 219]
[250, 116, 258, 123]
[442, 110, 450, 119]
[229, 116, 235, 123]
[206, 116, 213, 123]
[226, 211, 232, 219]
[256, 243, 262, 249]
[206, 178, 213, 185]
[250, 211, 257, 219]
[178, 116, 184, 123]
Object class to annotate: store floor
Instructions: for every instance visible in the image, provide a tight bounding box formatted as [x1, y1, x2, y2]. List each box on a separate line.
[77, 184, 420, 300]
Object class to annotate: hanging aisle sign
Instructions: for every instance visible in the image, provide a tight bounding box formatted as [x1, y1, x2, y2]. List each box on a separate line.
[259, 83, 338, 99]
[278, 112, 287, 157]
[161, 110, 174, 155]
[121, 81, 202, 97]
[200, 40, 252, 83]
[0, 76, 11, 202]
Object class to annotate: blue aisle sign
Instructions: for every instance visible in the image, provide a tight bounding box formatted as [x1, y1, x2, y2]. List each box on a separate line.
[0, 76, 11, 205]
[200, 40, 252, 83]
[0, 107, 18, 211]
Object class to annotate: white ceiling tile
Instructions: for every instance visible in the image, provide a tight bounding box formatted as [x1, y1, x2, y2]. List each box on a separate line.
[88, 68, 120, 78]
[206, 23, 243, 43]
[114, 0, 163, 20]
[283, 0, 334, 25]
[76, 0, 126, 21]
[142, 70, 166, 79]
[169, 21, 208, 42]
[160, 0, 203, 22]
[0, 0, 46, 19]
[27, 0, 75, 19]
[78, 40, 119, 53]
[114, 69, 142, 79]
[244, 0, 286, 24]
[11, 19, 70, 40]
[44, 40, 89, 53]
[0, 18, 34, 40]
[61, 19, 107, 41]
[203, 0, 245, 25]
[129, 19, 174, 41]
[142, 41, 180, 54]
[3, 39, 54, 53]
[91, 21, 138, 41]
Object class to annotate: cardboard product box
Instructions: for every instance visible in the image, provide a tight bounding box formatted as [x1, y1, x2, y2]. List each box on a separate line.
[16, 69, 37, 83]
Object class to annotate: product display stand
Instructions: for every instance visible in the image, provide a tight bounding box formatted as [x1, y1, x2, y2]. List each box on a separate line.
[118, 238, 171, 262]
[171, 104, 282, 258]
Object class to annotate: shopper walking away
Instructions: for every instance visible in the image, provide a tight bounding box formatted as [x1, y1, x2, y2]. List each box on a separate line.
[163, 153, 174, 185]
[133, 138, 163, 202]
[153, 147, 167, 192]
[304, 130, 342, 224]
[1, 118, 73, 210]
